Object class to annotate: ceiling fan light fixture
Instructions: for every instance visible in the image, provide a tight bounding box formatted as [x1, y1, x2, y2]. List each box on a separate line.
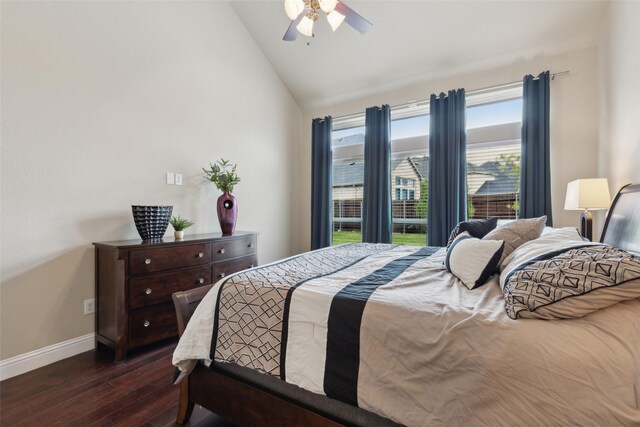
[327, 10, 345, 31]
[318, 0, 338, 13]
[284, 0, 304, 20]
[296, 15, 315, 37]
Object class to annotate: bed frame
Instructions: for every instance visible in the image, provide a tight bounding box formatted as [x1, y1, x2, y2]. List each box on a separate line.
[172, 183, 640, 426]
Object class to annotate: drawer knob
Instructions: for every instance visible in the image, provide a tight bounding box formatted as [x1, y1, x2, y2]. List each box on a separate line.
[198, 278, 205, 284]
[248, 243, 254, 248]
[198, 252, 204, 258]
[145, 288, 152, 295]
[218, 248, 225, 254]
[143, 320, 150, 328]
[144, 258, 151, 265]
[218, 272, 226, 278]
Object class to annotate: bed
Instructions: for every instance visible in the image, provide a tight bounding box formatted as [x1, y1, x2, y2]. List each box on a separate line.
[172, 183, 640, 426]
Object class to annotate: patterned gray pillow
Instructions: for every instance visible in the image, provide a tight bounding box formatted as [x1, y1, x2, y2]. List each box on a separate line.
[482, 216, 546, 268]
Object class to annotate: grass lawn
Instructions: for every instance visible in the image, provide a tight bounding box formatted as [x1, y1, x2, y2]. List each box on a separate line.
[333, 231, 426, 246]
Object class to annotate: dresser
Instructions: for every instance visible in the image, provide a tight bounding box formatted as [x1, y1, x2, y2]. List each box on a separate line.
[93, 232, 257, 362]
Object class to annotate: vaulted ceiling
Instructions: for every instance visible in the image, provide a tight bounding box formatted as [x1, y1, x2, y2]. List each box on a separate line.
[231, 1, 607, 110]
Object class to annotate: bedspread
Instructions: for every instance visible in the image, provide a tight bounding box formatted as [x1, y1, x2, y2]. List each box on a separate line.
[174, 243, 640, 426]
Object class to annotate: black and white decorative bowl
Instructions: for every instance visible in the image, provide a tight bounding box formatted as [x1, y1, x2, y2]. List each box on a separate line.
[131, 205, 173, 241]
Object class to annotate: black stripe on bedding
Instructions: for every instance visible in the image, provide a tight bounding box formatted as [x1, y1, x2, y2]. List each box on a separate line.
[323, 246, 438, 406]
[279, 249, 382, 381]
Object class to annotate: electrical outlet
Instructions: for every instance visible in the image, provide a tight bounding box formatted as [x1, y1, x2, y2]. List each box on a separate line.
[175, 173, 183, 185]
[84, 298, 96, 315]
[166, 172, 175, 185]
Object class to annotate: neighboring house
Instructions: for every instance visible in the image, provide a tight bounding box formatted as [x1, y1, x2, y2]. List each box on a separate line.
[468, 160, 519, 219]
[391, 157, 423, 201]
[333, 155, 519, 223]
[333, 156, 429, 202]
[332, 161, 364, 201]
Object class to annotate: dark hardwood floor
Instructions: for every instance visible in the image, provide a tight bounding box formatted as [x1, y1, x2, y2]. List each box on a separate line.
[0, 340, 234, 426]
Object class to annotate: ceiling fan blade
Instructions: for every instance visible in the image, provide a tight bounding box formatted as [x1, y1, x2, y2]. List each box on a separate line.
[283, 12, 305, 41]
[335, 1, 373, 34]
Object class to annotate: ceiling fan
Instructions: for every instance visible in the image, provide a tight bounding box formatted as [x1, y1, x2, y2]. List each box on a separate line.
[282, 0, 372, 41]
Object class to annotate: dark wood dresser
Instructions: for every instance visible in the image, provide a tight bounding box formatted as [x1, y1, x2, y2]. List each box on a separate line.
[93, 232, 257, 362]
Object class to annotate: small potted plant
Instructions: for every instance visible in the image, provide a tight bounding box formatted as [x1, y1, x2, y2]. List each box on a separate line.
[203, 159, 241, 235]
[169, 215, 194, 239]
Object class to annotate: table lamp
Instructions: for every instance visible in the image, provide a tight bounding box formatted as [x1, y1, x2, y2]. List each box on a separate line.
[564, 178, 611, 241]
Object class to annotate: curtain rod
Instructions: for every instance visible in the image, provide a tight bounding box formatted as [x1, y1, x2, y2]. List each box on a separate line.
[333, 70, 570, 122]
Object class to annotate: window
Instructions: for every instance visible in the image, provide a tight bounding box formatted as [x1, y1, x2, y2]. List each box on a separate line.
[466, 98, 522, 220]
[332, 118, 365, 245]
[391, 112, 429, 245]
[329, 88, 522, 246]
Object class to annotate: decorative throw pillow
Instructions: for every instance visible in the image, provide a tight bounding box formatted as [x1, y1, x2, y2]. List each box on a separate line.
[501, 244, 640, 320]
[500, 227, 587, 269]
[482, 216, 546, 268]
[446, 217, 498, 249]
[445, 232, 505, 289]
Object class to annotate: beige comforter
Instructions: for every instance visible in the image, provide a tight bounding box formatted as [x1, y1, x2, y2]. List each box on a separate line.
[174, 244, 640, 426]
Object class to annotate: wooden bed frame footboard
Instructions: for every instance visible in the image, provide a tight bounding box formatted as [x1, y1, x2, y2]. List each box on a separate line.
[172, 287, 344, 427]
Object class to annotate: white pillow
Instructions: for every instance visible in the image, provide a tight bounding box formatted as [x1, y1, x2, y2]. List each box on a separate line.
[445, 232, 505, 289]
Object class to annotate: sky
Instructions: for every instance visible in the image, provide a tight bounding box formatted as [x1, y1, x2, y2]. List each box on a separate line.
[332, 98, 523, 146]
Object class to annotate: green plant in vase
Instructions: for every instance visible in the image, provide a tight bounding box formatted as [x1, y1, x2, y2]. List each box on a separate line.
[203, 159, 241, 235]
[170, 215, 194, 239]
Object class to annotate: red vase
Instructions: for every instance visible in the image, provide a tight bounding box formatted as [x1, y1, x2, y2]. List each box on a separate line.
[217, 192, 237, 235]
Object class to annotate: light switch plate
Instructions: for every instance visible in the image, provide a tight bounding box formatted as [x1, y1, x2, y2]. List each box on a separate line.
[166, 172, 175, 185]
[175, 173, 183, 185]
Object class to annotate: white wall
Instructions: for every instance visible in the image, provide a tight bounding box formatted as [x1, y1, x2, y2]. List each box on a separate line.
[598, 1, 640, 191]
[0, 1, 301, 360]
[293, 48, 601, 253]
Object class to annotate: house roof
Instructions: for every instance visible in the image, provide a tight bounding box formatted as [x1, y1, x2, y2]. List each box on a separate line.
[474, 176, 519, 195]
[333, 162, 364, 187]
[333, 156, 517, 194]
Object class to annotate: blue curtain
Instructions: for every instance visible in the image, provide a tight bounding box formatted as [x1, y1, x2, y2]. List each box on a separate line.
[427, 90, 467, 247]
[362, 105, 392, 243]
[311, 116, 333, 250]
[520, 71, 553, 225]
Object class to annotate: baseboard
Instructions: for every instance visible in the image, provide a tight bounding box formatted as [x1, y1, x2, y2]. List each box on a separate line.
[0, 333, 95, 381]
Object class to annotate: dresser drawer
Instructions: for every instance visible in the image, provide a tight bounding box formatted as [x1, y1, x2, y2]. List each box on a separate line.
[129, 303, 178, 348]
[211, 235, 256, 262]
[129, 266, 211, 309]
[130, 243, 210, 275]
[212, 254, 258, 281]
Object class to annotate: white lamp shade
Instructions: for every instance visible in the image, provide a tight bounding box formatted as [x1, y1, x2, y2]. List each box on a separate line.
[318, 0, 338, 13]
[327, 10, 345, 31]
[296, 15, 314, 37]
[564, 178, 611, 211]
[284, 0, 304, 20]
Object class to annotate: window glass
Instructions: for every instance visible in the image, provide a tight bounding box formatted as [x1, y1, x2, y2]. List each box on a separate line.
[330, 94, 521, 246]
[466, 98, 522, 220]
[467, 141, 520, 220]
[467, 98, 522, 128]
[332, 125, 365, 245]
[391, 114, 429, 245]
